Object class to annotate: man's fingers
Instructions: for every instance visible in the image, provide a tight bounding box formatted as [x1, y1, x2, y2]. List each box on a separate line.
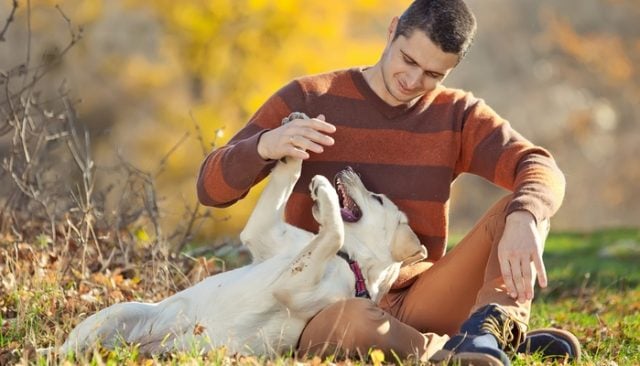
[284, 121, 335, 146]
[298, 127, 335, 146]
[263, 113, 335, 160]
[533, 251, 548, 288]
[290, 135, 324, 154]
[285, 145, 309, 160]
[521, 258, 533, 300]
[297, 117, 336, 134]
[499, 257, 517, 299]
[509, 259, 527, 302]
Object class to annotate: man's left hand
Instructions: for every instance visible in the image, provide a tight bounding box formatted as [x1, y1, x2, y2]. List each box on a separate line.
[497, 211, 548, 303]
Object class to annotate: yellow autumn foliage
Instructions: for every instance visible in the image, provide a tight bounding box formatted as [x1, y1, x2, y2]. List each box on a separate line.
[20, 0, 411, 243]
[8, 0, 639, 240]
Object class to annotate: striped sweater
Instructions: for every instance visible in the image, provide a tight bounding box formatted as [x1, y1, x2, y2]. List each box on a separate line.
[197, 67, 566, 260]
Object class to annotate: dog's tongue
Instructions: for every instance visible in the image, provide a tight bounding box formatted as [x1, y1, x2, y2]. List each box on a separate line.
[341, 207, 358, 222]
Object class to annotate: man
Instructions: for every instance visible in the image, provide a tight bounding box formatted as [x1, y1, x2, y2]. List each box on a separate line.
[197, 0, 580, 364]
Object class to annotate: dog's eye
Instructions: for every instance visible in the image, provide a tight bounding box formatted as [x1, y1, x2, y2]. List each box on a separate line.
[371, 194, 383, 205]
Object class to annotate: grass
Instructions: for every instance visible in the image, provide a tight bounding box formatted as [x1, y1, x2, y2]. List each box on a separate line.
[523, 228, 640, 365]
[1, 228, 639, 365]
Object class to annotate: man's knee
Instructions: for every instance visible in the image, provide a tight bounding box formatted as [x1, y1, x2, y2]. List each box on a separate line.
[298, 298, 385, 358]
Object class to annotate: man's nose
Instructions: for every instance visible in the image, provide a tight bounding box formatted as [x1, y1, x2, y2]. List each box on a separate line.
[406, 69, 423, 89]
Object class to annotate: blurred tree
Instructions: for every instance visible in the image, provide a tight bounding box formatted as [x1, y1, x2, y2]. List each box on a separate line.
[3, 0, 637, 244]
[118, 0, 406, 241]
[450, 0, 639, 231]
[538, 1, 639, 228]
[3, 0, 408, 243]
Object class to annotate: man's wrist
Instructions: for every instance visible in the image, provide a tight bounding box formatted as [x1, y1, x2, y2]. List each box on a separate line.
[256, 130, 273, 161]
[506, 210, 536, 224]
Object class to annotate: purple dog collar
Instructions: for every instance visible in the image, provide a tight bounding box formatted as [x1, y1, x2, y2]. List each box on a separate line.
[337, 252, 371, 299]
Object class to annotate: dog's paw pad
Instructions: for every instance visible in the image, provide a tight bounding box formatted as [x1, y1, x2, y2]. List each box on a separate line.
[310, 175, 338, 206]
[281, 112, 310, 125]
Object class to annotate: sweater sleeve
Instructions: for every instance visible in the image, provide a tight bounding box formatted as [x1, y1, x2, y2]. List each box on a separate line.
[455, 96, 566, 223]
[196, 81, 305, 207]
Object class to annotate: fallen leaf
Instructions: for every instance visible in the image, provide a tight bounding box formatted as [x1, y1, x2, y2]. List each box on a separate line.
[193, 323, 206, 335]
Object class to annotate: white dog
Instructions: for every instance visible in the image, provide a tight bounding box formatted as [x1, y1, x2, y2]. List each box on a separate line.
[61, 115, 427, 357]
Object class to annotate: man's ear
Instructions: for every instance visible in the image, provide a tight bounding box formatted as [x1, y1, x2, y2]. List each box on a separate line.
[387, 16, 399, 43]
[391, 223, 427, 265]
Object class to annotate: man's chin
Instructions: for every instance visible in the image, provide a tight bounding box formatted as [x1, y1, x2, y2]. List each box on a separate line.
[392, 91, 422, 104]
[382, 79, 422, 105]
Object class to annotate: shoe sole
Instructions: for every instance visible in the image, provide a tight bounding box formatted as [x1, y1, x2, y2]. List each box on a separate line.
[429, 349, 504, 366]
[523, 328, 582, 361]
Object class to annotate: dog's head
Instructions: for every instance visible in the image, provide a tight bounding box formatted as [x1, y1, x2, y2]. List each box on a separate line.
[333, 167, 427, 266]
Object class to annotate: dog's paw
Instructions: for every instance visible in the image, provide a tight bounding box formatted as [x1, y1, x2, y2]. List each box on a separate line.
[310, 175, 336, 201]
[272, 155, 302, 182]
[281, 112, 310, 125]
[310, 175, 340, 224]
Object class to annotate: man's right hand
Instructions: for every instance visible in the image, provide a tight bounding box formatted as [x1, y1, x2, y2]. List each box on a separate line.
[257, 114, 336, 161]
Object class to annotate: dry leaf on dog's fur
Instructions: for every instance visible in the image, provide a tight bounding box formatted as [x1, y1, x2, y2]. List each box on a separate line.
[193, 323, 206, 335]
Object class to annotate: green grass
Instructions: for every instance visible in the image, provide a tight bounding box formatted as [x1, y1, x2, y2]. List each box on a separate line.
[525, 228, 640, 365]
[1, 228, 639, 365]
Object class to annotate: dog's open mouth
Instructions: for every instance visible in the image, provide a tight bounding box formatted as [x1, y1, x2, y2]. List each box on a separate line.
[334, 176, 362, 223]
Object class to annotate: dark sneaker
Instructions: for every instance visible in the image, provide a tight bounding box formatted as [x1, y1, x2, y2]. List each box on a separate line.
[429, 304, 525, 366]
[518, 328, 581, 361]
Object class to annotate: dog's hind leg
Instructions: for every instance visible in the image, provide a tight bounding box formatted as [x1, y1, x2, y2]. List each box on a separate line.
[60, 302, 156, 355]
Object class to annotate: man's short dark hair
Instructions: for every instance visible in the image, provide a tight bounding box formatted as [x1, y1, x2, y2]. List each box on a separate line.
[394, 0, 477, 59]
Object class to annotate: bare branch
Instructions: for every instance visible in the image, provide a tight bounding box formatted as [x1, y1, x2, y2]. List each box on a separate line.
[22, 0, 32, 88]
[189, 111, 209, 157]
[0, 0, 19, 42]
[0, 5, 82, 109]
[174, 201, 206, 254]
[155, 131, 189, 177]
[0, 1, 216, 306]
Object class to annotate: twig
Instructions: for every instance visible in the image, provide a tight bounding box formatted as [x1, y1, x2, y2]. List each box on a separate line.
[115, 151, 164, 243]
[22, 0, 32, 88]
[189, 111, 209, 157]
[174, 201, 204, 254]
[0, 5, 82, 109]
[155, 131, 190, 177]
[0, 0, 19, 42]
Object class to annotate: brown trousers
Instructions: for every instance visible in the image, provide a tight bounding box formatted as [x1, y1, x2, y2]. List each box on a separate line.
[297, 195, 549, 361]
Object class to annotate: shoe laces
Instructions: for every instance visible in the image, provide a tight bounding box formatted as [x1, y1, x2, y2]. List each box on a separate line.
[481, 311, 526, 354]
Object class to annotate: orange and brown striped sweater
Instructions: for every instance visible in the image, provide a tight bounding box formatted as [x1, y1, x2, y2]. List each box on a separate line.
[197, 68, 566, 260]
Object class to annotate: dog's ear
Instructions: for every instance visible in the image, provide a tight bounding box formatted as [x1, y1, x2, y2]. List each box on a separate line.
[391, 223, 427, 265]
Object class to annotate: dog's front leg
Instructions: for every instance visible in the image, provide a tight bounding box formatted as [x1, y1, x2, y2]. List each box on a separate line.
[240, 114, 308, 262]
[273, 175, 344, 312]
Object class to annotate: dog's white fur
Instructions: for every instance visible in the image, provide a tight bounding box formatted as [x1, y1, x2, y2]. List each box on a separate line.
[61, 154, 426, 356]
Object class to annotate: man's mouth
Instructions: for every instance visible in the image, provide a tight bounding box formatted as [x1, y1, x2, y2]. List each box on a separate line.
[334, 176, 362, 223]
[398, 80, 413, 95]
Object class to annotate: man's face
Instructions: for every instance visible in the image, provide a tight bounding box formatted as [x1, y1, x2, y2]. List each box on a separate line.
[379, 20, 460, 105]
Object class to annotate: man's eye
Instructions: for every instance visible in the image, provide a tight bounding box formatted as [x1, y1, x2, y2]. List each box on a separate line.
[372, 194, 383, 205]
[403, 56, 415, 65]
